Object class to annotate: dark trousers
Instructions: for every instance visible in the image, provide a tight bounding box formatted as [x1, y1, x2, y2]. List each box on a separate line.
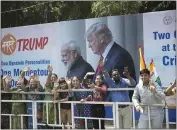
[91, 104, 105, 129]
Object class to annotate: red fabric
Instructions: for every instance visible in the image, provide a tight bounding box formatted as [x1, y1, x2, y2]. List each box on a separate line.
[96, 56, 104, 75]
[96, 65, 101, 75]
[92, 84, 107, 101]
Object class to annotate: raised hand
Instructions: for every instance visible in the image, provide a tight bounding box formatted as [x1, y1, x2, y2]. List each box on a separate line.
[23, 67, 30, 72]
[51, 89, 57, 95]
[4, 75, 12, 84]
[3, 75, 8, 80]
[84, 72, 95, 79]
[29, 73, 35, 79]
[149, 82, 156, 93]
[172, 79, 176, 87]
[88, 83, 95, 88]
[65, 77, 71, 85]
[34, 73, 39, 82]
[80, 99, 86, 102]
[47, 65, 53, 72]
[123, 67, 130, 78]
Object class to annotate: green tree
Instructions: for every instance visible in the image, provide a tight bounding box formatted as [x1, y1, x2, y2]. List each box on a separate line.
[91, 1, 142, 17]
[1, 1, 176, 28]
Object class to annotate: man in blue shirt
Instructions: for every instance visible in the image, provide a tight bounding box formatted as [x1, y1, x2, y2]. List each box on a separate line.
[101, 65, 136, 129]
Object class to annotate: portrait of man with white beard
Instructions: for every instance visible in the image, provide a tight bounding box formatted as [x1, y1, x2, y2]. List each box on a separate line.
[60, 40, 94, 80]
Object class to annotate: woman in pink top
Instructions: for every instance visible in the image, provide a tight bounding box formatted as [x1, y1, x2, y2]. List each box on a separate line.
[81, 74, 107, 129]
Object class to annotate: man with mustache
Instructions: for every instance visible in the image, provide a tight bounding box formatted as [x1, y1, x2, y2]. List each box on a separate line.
[101, 65, 136, 129]
[61, 40, 94, 80]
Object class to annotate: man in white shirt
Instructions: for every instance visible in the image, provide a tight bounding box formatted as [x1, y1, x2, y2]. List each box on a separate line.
[132, 69, 165, 129]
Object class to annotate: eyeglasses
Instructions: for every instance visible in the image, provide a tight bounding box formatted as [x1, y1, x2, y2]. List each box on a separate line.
[112, 74, 119, 76]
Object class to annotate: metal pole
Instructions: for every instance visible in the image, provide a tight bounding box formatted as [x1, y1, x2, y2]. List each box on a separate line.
[33, 101, 37, 129]
[165, 106, 169, 128]
[32, 102, 35, 129]
[85, 117, 87, 129]
[99, 119, 101, 129]
[132, 106, 136, 129]
[58, 102, 61, 125]
[116, 103, 120, 128]
[10, 115, 12, 129]
[46, 102, 49, 124]
[112, 103, 116, 128]
[148, 105, 151, 129]
[71, 102, 74, 128]
[54, 103, 57, 124]
[21, 116, 23, 129]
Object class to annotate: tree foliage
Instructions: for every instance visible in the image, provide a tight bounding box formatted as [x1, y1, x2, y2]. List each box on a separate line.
[1, 1, 176, 28]
[91, 1, 142, 17]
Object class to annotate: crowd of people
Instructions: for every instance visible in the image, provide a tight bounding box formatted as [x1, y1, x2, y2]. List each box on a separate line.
[1, 63, 176, 129]
[1, 22, 176, 129]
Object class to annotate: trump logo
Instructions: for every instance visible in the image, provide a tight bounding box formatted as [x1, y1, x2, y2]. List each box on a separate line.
[1, 33, 49, 55]
[1, 34, 16, 55]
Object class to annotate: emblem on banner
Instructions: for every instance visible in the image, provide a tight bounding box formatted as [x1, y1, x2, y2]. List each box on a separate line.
[1, 34, 17, 55]
[163, 15, 173, 25]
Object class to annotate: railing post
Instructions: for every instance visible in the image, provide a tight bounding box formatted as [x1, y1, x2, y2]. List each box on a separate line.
[99, 119, 101, 129]
[132, 105, 136, 129]
[115, 103, 119, 128]
[58, 102, 61, 125]
[148, 105, 151, 129]
[46, 102, 49, 124]
[85, 117, 87, 129]
[165, 105, 169, 128]
[112, 103, 116, 128]
[32, 101, 37, 129]
[21, 116, 23, 129]
[54, 103, 57, 124]
[71, 102, 75, 128]
[10, 115, 12, 129]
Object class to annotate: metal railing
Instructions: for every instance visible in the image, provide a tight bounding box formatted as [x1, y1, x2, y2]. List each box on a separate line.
[1, 88, 176, 129]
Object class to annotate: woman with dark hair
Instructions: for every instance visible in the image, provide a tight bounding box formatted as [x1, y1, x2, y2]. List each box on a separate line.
[7, 70, 28, 129]
[26, 74, 44, 129]
[81, 74, 107, 129]
[70, 76, 93, 129]
[43, 65, 59, 124]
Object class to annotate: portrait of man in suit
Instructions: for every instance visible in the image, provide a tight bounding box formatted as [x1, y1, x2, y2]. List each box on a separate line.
[60, 40, 94, 80]
[86, 22, 136, 100]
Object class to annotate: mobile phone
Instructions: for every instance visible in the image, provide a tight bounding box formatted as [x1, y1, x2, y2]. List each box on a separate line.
[87, 74, 94, 80]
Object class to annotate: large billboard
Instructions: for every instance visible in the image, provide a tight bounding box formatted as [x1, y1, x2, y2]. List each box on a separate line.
[143, 10, 176, 86]
[1, 10, 175, 87]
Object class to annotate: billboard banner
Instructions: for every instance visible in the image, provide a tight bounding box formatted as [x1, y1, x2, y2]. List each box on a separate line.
[143, 10, 176, 86]
[1, 10, 175, 87]
[1, 23, 58, 86]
